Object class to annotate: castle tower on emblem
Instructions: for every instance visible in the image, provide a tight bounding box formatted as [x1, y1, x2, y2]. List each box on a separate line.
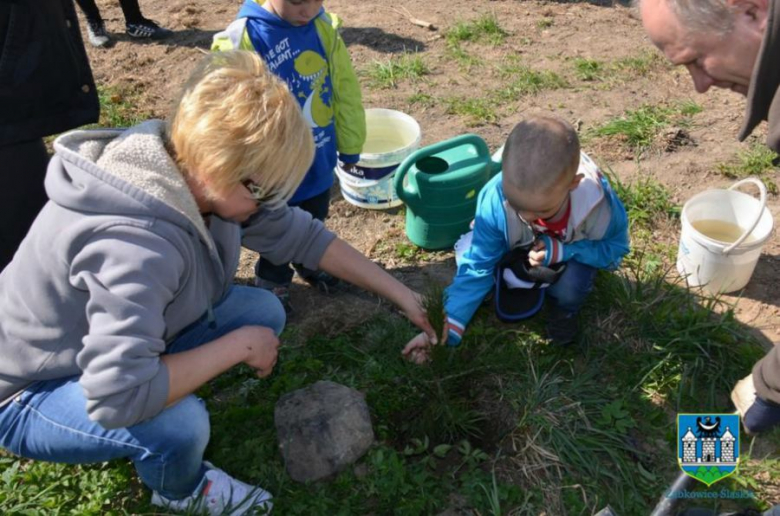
[682, 427, 697, 463]
[720, 427, 735, 462]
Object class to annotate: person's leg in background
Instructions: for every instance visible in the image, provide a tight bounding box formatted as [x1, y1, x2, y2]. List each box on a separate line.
[254, 245, 297, 314]
[0, 139, 49, 272]
[74, 0, 102, 23]
[254, 188, 339, 313]
[74, 0, 171, 45]
[73, 0, 111, 47]
[545, 260, 597, 345]
[291, 188, 340, 291]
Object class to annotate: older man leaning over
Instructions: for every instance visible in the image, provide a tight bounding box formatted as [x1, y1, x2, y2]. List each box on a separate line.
[639, 0, 780, 433]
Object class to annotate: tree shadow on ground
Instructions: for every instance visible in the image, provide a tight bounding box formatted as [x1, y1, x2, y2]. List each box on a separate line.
[104, 28, 219, 50]
[583, 267, 776, 513]
[341, 27, 428, 53]
[737, 253, 780, 310]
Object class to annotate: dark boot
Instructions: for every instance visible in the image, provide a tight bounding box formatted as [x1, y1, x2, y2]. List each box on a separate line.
[546, 307, 579, 346]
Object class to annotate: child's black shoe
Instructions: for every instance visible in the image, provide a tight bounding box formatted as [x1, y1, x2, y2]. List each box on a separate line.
[297, 270, 340, 294]
[546, 308, 579, 346]
[126, 19, 173, 40]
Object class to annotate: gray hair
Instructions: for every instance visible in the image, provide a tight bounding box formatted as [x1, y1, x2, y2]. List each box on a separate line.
[634, 0, 735, 34]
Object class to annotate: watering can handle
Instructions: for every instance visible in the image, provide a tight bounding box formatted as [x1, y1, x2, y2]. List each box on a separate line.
[723, 177, 767, 254]
[394, 134, 490, 204]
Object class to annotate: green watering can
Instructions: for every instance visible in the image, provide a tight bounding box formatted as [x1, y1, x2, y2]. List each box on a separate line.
[394, 134, 499, 250]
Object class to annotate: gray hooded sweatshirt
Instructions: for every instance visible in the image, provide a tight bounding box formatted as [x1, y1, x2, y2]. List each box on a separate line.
[0, 120, 335, 429]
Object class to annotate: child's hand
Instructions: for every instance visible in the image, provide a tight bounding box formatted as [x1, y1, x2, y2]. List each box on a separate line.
[529, 239, 547, 267]
[340, 162, 357, 173]
[401, 291, 438, 345]
[402, 332, 434, 364]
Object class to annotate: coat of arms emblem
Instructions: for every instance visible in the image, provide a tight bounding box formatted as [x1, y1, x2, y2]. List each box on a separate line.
[678, 413, 740, 486]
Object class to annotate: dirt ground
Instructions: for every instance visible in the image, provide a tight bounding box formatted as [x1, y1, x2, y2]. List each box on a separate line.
[80, 0, 779, 347]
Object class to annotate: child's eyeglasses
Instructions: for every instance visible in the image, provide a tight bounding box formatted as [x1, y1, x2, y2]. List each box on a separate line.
[242, 179, 275, 204]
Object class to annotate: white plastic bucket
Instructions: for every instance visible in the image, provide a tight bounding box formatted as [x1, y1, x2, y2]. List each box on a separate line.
[335, 163, 404, 209]
[337, 108, 421, 210]
[677, 178, 774, 293]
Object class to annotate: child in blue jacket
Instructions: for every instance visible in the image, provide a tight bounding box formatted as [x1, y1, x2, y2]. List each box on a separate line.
[213, 0, 366, 312]
[404, 117, 630, 361]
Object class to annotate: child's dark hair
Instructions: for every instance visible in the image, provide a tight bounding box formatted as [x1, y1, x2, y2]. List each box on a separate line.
[501, 116, 580, 191]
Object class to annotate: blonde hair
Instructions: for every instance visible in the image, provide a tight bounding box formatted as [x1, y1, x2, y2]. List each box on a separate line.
[169, 51, 314, 206]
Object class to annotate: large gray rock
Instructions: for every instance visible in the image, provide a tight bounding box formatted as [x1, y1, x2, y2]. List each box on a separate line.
[274, 381, 374, 482]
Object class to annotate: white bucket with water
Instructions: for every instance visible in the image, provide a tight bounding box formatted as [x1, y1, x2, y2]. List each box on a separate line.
[677, 178, 774, 293]
[336, 108, 421, 210]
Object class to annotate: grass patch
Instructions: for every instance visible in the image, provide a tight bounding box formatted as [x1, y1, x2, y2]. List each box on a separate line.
[444, 14, 507, 70]
[447, 45, 482, 70]
[448, 61, 566, 125]
[610, 172, 681, 231]
[613, 50, 668, 77]
[446, 14, 509, 47]
[407, 92, 436, 108]
[364, 52, 430, 89]
[574, 58, 604, 81]
[95, 85, 146, 128]
[421, 279, 447, 339]
[495, 65, 567, 101]
[445, 96, 498, 126]
[43, 84, 147, 147]
[717, 143, 779, 194]
[572, 51, 668, 87]
[592, 258, 765, 409]
[0, 454, 141, 514]
[536, 17, 554, 29]
[591, 101, 702, 151]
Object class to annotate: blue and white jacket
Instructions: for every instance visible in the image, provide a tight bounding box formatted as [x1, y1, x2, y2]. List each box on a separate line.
[444, 153, 630, 345]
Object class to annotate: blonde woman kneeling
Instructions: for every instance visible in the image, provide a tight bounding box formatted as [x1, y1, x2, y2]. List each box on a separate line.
[0, 51, 435, 515]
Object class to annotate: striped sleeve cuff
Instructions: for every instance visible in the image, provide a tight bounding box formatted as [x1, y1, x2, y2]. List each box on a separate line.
[446, 317, 465, 347]
[541, 235, 565, 266]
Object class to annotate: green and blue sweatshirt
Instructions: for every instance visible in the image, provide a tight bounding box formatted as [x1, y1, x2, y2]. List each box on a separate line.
[212, 0, 366, 203]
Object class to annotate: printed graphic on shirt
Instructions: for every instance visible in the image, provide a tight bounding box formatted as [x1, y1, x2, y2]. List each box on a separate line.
[259, 37, 334, 148]
[294, 50, 333, 129]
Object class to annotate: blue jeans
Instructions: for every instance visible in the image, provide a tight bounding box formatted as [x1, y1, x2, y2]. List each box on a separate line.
[546, 260, 597, 314]
[0, 286, 285, 500]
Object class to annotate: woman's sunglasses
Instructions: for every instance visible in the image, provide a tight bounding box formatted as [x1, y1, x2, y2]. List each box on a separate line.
[242, 179, 276, 204]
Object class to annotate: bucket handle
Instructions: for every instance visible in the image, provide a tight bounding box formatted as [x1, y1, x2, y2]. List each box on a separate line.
[723, 177, 767, 254]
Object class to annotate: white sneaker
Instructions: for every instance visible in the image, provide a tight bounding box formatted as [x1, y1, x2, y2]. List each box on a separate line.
[151, 463, 273, 515]
[731, 374, 757, 419]
[86, 20, 111, 48]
